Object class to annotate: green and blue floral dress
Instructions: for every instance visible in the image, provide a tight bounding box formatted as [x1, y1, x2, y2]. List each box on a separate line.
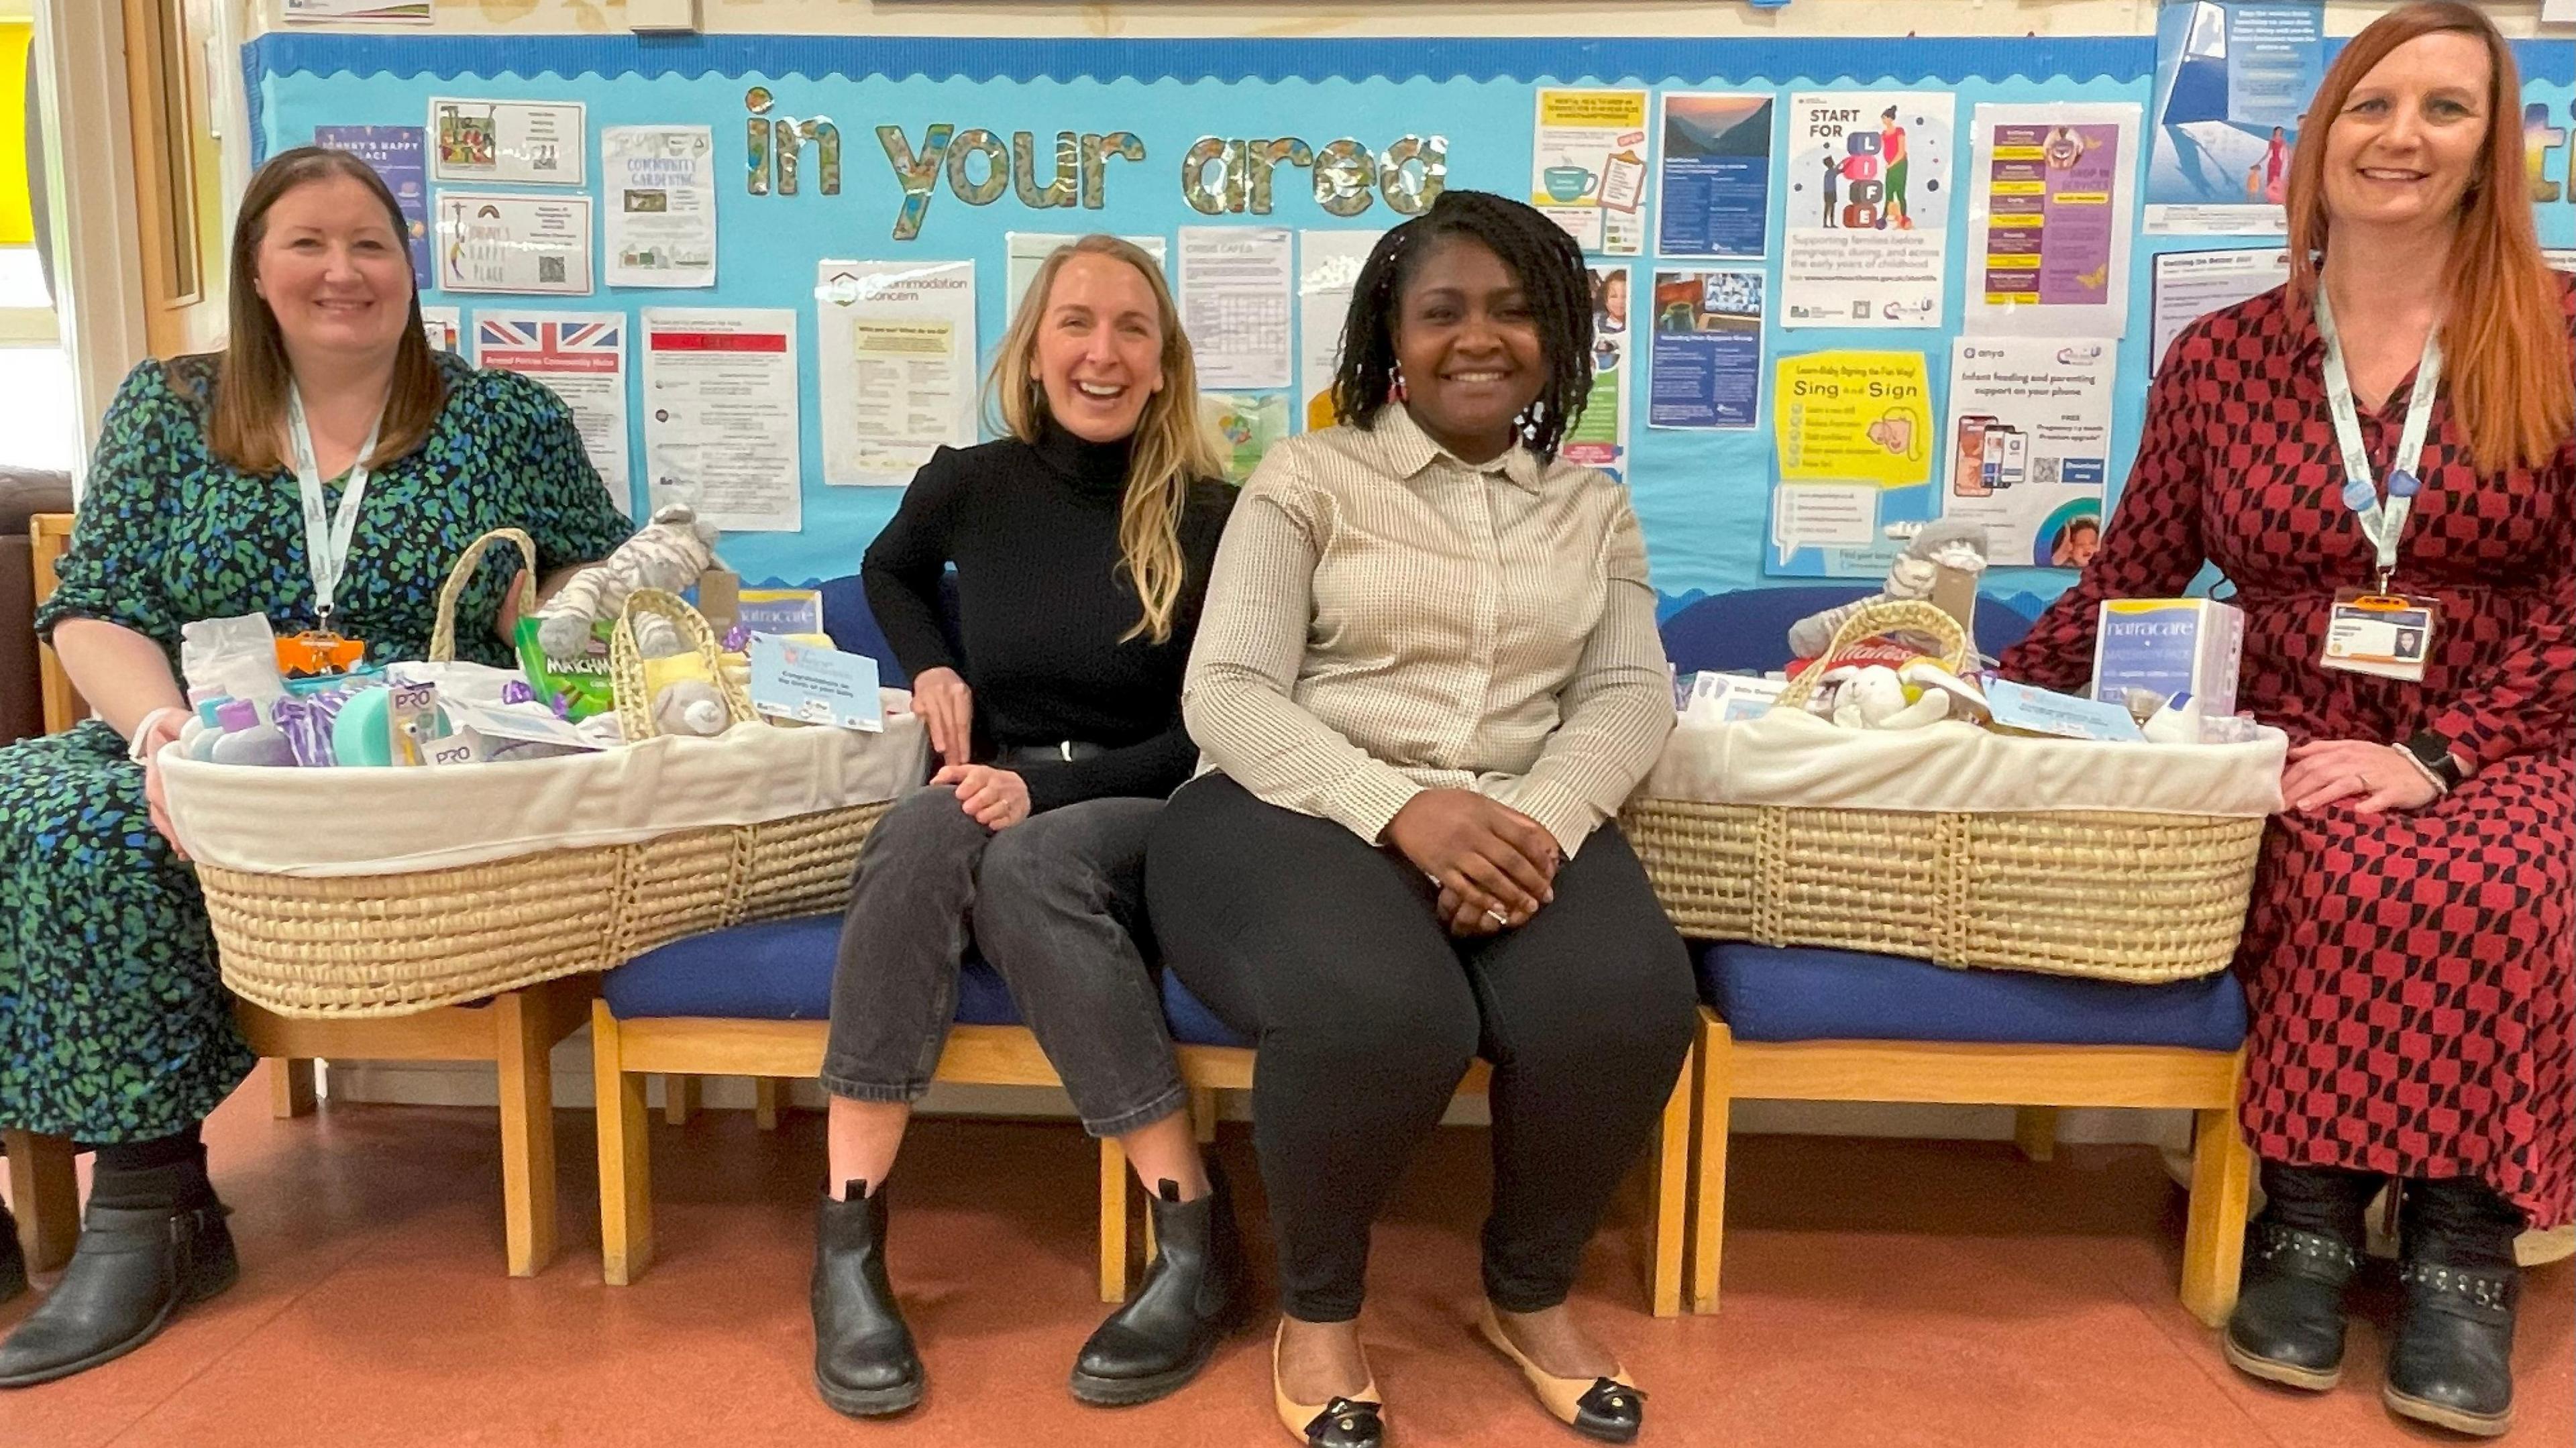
[2, 351, 630, 1144]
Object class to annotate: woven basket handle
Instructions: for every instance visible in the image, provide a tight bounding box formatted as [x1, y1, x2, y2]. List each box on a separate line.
[610, 588, 758, 740]
[427, 528, 541, 664]
[1775, 598, 1972, 711]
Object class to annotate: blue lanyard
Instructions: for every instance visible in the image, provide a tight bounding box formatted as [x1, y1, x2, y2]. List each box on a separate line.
[2314, 288, 2441, 594]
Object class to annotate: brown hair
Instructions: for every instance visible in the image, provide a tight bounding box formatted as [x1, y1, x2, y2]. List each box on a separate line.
[2285, 1, 2572, 474]
[985, 236, 1226, 644]
[192, 146, 443, 474]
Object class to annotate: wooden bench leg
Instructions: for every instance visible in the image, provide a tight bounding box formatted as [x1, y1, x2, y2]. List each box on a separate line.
[2013, 1106, 2059, 1162]
[663, 1074, 699, 1127]
[594, 1001, 655, 1286]
[1688, 1017, 1733, 1315]
[2181, 1086, 2252, 1327]
[270, 1059, 317, 1119]
[3, 1130, 80, 1272]
[1646, 1046, 1693, 1317]
[494, 989, 559, 1278]
[1187, 1088, 1219, 1144]
[755, 1077, 786, 1131]
[1099, 1135, 1130, 1304]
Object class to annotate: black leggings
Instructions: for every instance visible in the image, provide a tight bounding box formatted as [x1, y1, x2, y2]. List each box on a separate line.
[1145, 775, 1697, 1321]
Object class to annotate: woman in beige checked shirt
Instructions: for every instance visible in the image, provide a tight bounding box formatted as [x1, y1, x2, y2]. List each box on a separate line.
[1146, 191, 1695, 1448]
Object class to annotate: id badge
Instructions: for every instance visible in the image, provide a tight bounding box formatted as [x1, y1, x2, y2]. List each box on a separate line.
[276, 630, 367, 680]
[2320, 590, 2437, 683]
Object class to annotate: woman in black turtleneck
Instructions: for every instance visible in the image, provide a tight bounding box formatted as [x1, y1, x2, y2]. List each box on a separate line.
[810, 237, 1238, 1421]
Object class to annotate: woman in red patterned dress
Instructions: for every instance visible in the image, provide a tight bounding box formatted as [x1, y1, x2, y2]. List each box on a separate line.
[2002, 6, 2570, 1437]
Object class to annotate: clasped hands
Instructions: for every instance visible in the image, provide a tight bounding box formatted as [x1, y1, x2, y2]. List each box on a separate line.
[1385, 789, 1562, 939]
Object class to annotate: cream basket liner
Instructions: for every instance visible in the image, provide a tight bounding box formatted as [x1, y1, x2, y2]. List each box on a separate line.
[1643, 706, 2288, 817]
[160, 708, 929, 878]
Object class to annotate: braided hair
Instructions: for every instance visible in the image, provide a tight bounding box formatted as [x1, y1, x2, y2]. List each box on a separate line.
[1329, 190, 1595, 460]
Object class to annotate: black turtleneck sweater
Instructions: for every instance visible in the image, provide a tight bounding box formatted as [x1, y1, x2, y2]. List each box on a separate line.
[861, 425, 1236, 815]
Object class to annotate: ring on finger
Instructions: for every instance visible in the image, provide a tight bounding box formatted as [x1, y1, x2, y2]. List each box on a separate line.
[1483, 907, 1509, 928]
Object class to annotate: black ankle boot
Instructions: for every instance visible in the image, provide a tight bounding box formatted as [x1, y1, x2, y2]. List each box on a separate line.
[1069, 1164, 1245, 1406]
[811, 1180, 922, 1418]
[0, 1205, 23, 1305]
[2222, 1162, 2376, 1391]
[2384, 1177, 2522, 1438]
[0, 1193, 235, 1388]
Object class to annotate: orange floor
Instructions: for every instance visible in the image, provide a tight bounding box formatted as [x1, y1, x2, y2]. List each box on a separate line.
[1, 1080, 2567, 1448]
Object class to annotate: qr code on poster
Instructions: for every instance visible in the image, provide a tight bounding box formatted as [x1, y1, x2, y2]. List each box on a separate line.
[539, 257, 566, 284]
[2031, 456, 2061, 485]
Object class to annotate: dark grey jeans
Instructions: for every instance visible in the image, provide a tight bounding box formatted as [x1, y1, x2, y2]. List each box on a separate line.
[820, 785, 1187, 1139]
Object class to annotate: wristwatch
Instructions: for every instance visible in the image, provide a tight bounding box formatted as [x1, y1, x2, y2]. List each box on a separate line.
[2397, 730, 2466, 792]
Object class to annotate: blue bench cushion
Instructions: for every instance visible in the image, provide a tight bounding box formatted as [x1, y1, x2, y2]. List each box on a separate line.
[602, 913, 1255, 1052]
[1699, 941, 2247, 1051]
[1161, 970, 1252, 1050]
[602, 913, 1020, 1025]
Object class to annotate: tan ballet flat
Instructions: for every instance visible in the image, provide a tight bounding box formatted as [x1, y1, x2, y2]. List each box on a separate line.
[1272, 1320, 1384, 1447]
[1477, 1301, 1645, 1443]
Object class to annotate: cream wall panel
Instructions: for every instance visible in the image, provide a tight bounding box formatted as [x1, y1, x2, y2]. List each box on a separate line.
[251, 0, 2545, 41]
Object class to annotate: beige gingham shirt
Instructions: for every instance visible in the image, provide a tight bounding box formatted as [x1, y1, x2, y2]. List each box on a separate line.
[1181, 404, 1674, 857]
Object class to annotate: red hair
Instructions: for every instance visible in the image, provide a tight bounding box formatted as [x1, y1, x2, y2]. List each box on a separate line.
[2284, 1, 2571, 474]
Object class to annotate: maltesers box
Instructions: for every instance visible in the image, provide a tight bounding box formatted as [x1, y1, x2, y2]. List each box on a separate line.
[2090, 598, 2244, 717]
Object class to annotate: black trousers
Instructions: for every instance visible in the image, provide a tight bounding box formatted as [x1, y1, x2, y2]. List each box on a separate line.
[1146, 774, 1697, 1321]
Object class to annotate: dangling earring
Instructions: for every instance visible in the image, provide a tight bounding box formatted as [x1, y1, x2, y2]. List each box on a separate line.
[1391, 364, 1408, 403]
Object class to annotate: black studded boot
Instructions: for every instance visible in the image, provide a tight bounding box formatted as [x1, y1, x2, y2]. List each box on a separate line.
[2383, 1176, 2523, 1438]
[0, 1140, 235, 1388]
[1069, 1162, 1245, 1405]
[810, 1180, 924, 1418]
[2222, 1161, 2377, 1391]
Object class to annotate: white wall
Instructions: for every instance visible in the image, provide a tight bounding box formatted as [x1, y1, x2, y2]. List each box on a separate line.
[252, 0, 2548, 39]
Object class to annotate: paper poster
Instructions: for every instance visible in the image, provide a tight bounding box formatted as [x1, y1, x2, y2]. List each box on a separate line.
[2546, 249, 2576, 273]
[1560, 266, 1635, 478]
[1967, 103, 2141, 338]
[1532, 89, 1650, 256]
[474, 312, 631, 502]
[1202, 392, 1291, 483]
[311, 125, 428, 282]
[602, 125, 716, 288]
[815, 260, 979, 486]
[640, 309, 801, 533]
[1297, 230, 1387, 431]
[428, 98, 586, 187]
[420, 305, 461, 354]
[435, 192, 593, 295]
[1646, 269, 1764, 432]
[2149, 247, 2290, 372]
[2143, 0, 2324, 235]
[1179, 227, 1293, 390]
[1004, 233, 1169, 319]
[1769, 351, 1933, 573]
[1655, 93, 1774, 260]
[283, 0, 429, 21]
[1781, 93, 1954, 329]
[1938, 337, 2116, 568]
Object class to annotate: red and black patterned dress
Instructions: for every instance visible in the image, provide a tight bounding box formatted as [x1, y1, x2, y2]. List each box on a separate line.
[2002, 277, 2574, 1228]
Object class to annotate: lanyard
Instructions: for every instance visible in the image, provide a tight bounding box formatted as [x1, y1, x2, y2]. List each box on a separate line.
[285, 386, 384, 634]
[2314, 288, 2441, 593]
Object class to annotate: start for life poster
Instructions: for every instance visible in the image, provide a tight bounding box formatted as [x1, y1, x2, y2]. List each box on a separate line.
[1781, 93, 1955, 329]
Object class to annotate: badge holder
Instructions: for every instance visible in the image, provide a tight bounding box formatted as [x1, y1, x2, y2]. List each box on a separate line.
[277, 628, 368, 681]
[2320, 588, 2438, 683]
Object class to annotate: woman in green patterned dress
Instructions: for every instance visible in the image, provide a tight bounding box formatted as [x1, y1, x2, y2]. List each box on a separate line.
[0, 148, 629, 1385]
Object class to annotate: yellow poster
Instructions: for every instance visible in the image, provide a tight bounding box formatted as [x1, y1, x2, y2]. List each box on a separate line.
[1772, 350, 1933, 487]
[0, 20, 31, 246]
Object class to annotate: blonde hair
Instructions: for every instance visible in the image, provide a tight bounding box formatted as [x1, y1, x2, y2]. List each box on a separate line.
[985, 236, 1227, 644]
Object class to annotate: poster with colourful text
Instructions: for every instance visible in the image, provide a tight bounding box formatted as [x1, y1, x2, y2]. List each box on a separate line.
[1967, 103, 2140, 337]
[1781, 93, 1954, 329]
